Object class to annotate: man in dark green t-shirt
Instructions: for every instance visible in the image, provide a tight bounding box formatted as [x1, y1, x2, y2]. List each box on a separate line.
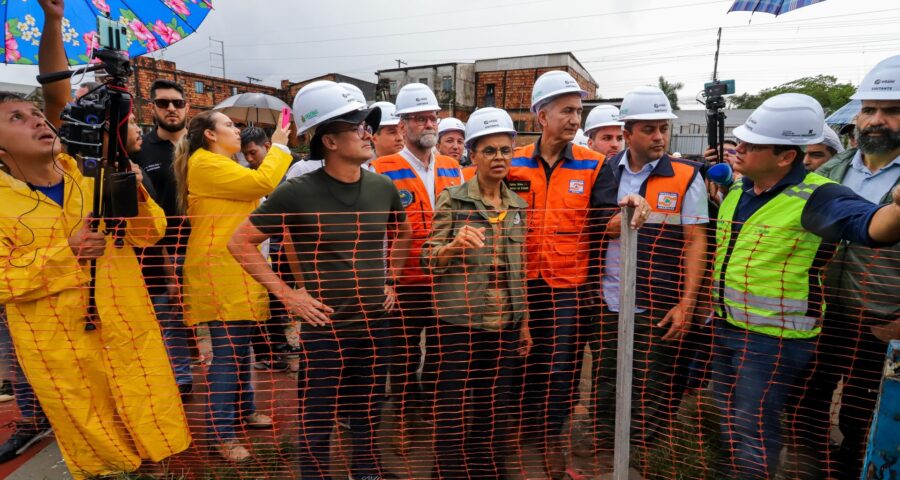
[228, 82, 411, 480]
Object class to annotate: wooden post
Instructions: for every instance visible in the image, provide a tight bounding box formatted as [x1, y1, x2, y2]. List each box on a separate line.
[614, 206, 637, 480]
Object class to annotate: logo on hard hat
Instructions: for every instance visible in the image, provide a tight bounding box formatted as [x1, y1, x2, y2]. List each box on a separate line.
[302, 110, 319, 122]
[416, 97, 429, 104]
[483, 119, 499, 127]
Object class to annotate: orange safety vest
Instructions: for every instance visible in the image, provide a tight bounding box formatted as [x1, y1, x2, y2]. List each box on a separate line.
[462, 165, 476, 181]
[371, 153, 463, 285]
[595, 152, 701, 310]
[507, 143, 605, 288]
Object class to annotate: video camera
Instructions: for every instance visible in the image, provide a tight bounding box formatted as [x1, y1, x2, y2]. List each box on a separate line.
[703, 79, 735, 165]
[36, 15, 137, 329]
[40, 16, 137, 220]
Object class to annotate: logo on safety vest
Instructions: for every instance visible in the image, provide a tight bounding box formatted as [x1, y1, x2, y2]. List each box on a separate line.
[399, 190, 415, 207]
[568, 179, 585, 194]
[657, 192, 678, 211]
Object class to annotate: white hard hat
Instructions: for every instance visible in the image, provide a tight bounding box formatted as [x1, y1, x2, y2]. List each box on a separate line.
[733, 93, 824, 146]
[371, 101, 400, 127]
[339, 82, 367, 105]
[573, 129, 589, 147]
[438, 117, 466, 138]
[394, 82, 440, 116]
[531, 70, 588, 113]
[293, 80, 367, 135]
[820, 122, 845, 154]
[619, 86, 678, 121]
[851, 54, 900, 101]
[584, 105, 624, 135]
[465, 107, 516, 150]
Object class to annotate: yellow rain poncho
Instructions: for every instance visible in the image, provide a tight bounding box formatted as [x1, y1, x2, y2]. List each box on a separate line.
[0, 154, 191, 478]
[182, 146, 291, 325]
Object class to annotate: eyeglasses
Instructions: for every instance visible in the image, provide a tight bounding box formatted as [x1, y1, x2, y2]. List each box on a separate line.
[153, 99, 186, 109]
[334, 122, 374, 139]
[737, 141, 773, 153]
[477, 146, 514, 160]
[403, 114, 438, 125]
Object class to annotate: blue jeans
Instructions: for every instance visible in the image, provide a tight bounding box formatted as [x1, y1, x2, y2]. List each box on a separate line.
[0, 308, 49, 426]
[151, 293, 193, 386]
[521, 279, 584, 443]
[298, 322, 391, 480]
[711, 323, 815, 479]
[205, 321, 256, 441]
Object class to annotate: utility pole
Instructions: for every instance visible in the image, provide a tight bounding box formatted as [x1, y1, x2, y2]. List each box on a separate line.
[247, 76, 261, 85]
[395, 59, 407, 69]
[210, 37, 225, 78]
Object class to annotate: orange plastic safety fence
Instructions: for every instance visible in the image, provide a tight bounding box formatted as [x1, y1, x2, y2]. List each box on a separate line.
[0, 208, 897, 480]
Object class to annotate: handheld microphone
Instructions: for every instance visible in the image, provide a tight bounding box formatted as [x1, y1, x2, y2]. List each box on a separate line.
[707, 162, 734, 187]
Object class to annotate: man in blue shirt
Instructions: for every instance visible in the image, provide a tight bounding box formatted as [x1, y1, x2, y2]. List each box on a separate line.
[710, 93, 900, 480]
[789, 54, 900, 480]
[589, 87, 709, 466]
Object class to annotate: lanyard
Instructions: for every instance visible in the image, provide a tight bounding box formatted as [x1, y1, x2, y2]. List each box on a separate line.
[488, 210, 508, 225]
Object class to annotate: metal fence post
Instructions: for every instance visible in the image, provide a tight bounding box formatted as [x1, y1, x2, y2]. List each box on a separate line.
[614, 205, 638, 480]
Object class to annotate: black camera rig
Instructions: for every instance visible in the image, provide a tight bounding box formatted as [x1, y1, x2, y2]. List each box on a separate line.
[37, 46, 137, 330]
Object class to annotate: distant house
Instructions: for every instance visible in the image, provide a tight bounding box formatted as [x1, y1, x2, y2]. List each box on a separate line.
[668, 109, 754, 156]
[0, 81, 42, 103]
[281, 73, 377, 105]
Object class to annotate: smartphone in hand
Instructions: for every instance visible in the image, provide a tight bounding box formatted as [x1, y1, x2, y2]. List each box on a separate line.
[281, 107, 292, 129]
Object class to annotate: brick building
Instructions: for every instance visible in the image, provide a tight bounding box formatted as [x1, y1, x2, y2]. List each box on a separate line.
[281, 73, 377, 104]
[129, 56, 281, 127]
[375, 62, 476, 121]
[474, 52, 598, 133]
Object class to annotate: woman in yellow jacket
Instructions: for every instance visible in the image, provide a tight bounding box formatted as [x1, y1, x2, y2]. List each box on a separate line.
[0, 95, 191, 478]
[174, 110, 292, 461]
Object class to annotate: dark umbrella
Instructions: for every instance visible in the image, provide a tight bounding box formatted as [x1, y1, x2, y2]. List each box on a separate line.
[728, 0, 825, 16]
[826, 99, 861, 128]
[213, 92, 289, 126]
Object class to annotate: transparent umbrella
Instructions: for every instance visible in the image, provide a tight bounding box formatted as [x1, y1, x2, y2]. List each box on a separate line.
[213, 92, 289, 126]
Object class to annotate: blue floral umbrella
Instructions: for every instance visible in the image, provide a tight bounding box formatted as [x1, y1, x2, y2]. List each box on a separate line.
[1, 0, 212, 65]
[728, 0, 825, 16]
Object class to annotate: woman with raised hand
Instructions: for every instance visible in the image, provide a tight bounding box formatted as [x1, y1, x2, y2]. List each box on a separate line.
[173, 109, 292, 462]
[423, 107, 533, 480]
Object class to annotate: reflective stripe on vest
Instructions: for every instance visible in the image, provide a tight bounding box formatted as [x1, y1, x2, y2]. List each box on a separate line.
[507, 143, 605, 288]
[371, 153, 463, 285]
[713, 172, 834, 339]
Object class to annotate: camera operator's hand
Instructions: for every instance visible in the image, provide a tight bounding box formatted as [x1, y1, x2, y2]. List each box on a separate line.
[272, 111, 290, 146]
[38, 0, 65, 20]
[130, 163, 144, 186]
[69, 222, 106, 260]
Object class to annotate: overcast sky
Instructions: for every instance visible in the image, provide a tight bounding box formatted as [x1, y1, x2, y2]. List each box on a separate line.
[2, 0, 897, 109]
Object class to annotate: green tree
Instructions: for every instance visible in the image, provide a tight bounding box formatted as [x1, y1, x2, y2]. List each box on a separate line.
[727, 75, 855, 114]
[658, 76, 684, 111]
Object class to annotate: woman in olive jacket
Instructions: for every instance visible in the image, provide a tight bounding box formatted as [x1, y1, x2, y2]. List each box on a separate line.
[422, 107, 532, 480]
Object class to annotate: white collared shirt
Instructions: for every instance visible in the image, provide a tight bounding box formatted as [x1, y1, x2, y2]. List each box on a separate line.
[399, 147, 438, 208]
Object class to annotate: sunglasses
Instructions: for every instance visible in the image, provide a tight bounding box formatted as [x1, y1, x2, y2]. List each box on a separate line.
[153, 99, 186, 109]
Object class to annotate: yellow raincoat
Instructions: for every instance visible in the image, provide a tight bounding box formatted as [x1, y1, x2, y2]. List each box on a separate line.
[183, 146, 292, 325]
[0, 154, 191, 479]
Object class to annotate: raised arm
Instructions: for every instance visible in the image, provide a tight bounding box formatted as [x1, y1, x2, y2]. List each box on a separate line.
[37, 0, 71, 129]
